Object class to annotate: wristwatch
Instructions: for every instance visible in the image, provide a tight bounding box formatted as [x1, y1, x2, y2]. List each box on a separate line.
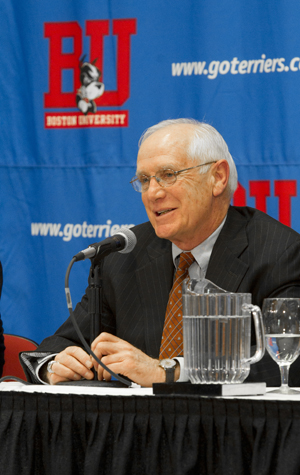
[159, 359, 177, 383]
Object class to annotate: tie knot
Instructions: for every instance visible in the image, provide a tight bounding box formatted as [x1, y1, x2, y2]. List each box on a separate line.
[177, 252, 194, 273]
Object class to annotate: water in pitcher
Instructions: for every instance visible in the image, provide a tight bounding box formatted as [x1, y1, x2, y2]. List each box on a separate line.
[182, 280, 264, 384]
[183, 314, 251, 383]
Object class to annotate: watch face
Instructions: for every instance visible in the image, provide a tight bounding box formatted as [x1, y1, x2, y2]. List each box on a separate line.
[160, 359, 176, 369]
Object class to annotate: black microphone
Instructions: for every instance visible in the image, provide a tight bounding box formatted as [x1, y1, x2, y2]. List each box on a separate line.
[74, 227, 137, 262]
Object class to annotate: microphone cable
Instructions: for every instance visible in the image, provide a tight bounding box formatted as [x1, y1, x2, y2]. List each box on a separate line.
[65, 257, 131, 387]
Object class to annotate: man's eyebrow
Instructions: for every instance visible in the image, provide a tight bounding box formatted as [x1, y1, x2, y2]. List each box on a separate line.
[135, 170, 148, 177]
[136, 164, 178, 176]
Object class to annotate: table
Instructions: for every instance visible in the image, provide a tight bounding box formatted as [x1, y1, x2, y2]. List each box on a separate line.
[1, 383, 300, 475]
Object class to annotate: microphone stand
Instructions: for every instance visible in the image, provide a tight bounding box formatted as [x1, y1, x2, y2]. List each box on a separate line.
[87, 260, 101, 376]
[84, 258, 129, 387]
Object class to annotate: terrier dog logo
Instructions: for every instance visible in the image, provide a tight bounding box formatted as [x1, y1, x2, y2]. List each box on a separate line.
[76, 56, 105, 115]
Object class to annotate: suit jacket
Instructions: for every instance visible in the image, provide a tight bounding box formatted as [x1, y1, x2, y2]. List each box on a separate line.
[21, 206, 300, 385]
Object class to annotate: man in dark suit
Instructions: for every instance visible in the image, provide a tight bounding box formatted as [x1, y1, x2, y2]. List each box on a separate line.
[21, 119, 300, 386]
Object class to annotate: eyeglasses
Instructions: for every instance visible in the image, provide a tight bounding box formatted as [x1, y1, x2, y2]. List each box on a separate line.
[130, 161, 217, 193]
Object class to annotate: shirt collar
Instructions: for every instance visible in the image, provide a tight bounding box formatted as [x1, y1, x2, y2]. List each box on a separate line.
[171, 216, 227, 272]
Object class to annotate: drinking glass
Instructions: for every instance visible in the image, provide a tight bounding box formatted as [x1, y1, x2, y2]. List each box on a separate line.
[262, 298, 300, 394]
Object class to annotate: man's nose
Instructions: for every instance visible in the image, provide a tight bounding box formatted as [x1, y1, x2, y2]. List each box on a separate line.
[147, 176, 165, 198]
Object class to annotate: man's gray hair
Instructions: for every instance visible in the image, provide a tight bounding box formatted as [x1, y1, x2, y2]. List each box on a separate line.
[139, 118, 238, 198]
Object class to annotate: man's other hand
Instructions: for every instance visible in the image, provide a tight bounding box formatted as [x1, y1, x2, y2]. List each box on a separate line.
[45, 346, 94, 385]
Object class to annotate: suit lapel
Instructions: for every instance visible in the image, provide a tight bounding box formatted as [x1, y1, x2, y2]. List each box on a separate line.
[135, 237, 173, 357]
[206, 207, 250, 292]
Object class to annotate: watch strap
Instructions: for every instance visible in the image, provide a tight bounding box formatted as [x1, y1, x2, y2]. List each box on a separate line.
[159, 359, 176, 383]
[165, 367, 175, 383]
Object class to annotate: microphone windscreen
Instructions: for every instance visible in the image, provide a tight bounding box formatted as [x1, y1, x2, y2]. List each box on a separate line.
[116, 227, 137, 254]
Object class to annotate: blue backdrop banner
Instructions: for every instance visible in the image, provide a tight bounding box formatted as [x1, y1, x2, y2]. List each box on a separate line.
[1, 0, 300, 343]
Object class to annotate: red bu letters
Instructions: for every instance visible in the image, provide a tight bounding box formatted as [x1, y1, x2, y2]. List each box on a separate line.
[44, 19, 137, 108]
[233, 180, 297, 227]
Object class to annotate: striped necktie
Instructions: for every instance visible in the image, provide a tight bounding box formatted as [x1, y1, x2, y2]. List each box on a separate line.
[159, 252, 194, 359]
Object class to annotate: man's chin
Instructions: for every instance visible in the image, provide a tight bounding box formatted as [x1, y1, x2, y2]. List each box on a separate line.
[153, 224, 177, 241]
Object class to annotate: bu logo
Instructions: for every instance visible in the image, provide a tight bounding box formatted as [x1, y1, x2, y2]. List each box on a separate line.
[44, 19, 137, 128]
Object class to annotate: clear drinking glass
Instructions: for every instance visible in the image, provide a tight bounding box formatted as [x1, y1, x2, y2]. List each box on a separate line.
[262, 298, 300, 394]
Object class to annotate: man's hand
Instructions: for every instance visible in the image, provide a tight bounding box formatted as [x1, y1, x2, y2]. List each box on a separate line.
[45, 346, 94, 385]
[91, 332, 179, 387]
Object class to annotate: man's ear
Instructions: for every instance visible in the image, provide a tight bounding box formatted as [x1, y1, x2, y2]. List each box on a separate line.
[212, 160, 230, 197]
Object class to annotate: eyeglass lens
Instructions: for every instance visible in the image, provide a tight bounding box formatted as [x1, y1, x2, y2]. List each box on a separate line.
[137, 169, 176, 191]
